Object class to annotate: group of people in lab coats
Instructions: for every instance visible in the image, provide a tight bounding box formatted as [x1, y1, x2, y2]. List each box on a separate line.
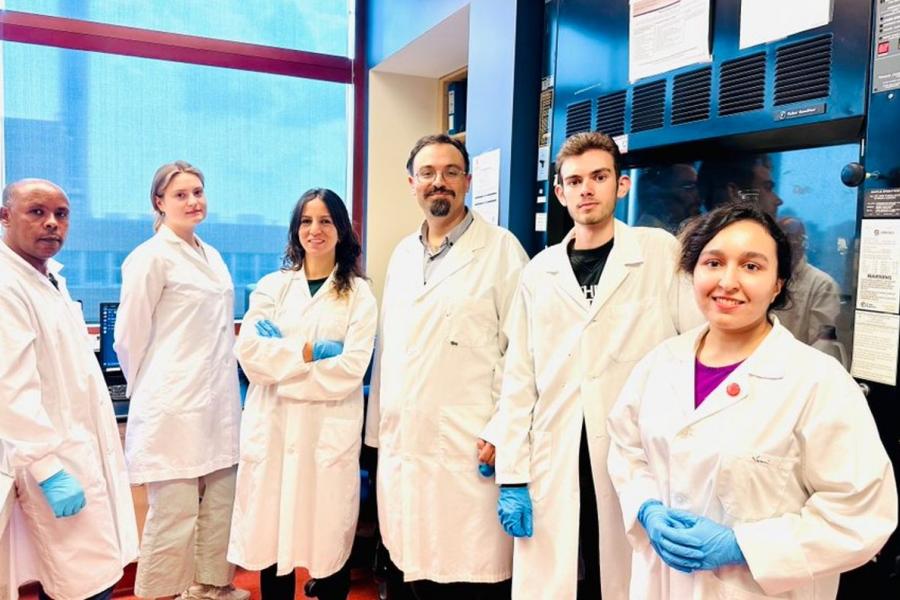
[0, 129, 896, 600]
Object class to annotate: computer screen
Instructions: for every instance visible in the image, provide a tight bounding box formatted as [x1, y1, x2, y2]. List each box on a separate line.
[99, 302, 120, 371]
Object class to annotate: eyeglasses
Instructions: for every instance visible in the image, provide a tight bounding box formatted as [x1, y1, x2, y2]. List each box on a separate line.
[414, 167, 466, 183]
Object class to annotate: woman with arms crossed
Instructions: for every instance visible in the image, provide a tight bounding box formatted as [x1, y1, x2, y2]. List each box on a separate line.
[607, 201, 897, 599]
[228, 188, 377, 600]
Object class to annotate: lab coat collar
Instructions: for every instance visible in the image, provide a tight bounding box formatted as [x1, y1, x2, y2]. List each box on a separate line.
[543, 219, 645, 317]
[668, 317, 789, 428]
[292, 265, 338, 304]
[414, 210, 489, 300]
[0, 238, 65, 290]
[157, 223, 221, 280]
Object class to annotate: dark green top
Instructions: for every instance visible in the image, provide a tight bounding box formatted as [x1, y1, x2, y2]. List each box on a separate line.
[308, 277, 328, 297]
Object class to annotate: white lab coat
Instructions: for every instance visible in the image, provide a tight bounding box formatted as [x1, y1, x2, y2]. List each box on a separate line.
[365, 212, 527, 583]
[0, 242, 138, 600]
[494, 221, 703, 600]
[607, 320, 898, 599]
[228, 269, 376, 577]
[115, 225, 240, 484]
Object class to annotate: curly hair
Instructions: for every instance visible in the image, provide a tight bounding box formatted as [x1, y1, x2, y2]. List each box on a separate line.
[283, 188, 364, 298]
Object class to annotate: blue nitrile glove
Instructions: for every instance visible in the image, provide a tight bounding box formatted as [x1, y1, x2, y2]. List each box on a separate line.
[312, 339, 343, 361]
[637, 500, 704, 573]
[255, 319, 283, 338]
[479, 463, 495, 477]
[666, 509, 746, 570]
[39, 469, 86, 518]
[497, 486, 533, 537]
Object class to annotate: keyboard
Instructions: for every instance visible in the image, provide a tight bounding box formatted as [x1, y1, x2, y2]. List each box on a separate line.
[108, 384, 128, 402]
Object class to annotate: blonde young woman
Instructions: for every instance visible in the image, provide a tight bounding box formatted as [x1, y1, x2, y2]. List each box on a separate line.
[228, 188, 377, 600]
[114, 161, 247, 600]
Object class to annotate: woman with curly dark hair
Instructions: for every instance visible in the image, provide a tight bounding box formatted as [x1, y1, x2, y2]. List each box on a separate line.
[228, 188, 377, 600]
[607, 201, 896, 599]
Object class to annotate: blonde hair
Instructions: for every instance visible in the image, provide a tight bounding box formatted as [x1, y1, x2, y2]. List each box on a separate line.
[150, 160, 205, 231]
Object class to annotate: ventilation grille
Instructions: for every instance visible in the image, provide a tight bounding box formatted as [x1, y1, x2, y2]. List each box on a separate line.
[719, 53, 766, 116]
[631, 80, 666, 132]
[565, 100, 592, 137]
[775, 34, 832, 106]
[595, 91, 626, 136]
[672, 67, 712, 125]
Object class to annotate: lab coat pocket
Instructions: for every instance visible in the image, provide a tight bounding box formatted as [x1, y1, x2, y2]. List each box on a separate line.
[529, 430, 553, 502]
[238, 400, 268, 464]
[315, 418, 361, 469]
[446, 299, 497, 348]
[605, 299, 667, 363]
[699, 571, 786, 599]
[159, 373, 210, 414]
[439, 404, 494, 472]
[716, 453, 799, 522]
[313, 310, 350, 343]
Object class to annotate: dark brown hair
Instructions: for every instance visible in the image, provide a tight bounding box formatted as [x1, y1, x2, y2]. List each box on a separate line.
[283, 188, 364, 299]
[406, 133, 470, 174]
[555, 131, 623, 179]
[679, 201, 793, 310]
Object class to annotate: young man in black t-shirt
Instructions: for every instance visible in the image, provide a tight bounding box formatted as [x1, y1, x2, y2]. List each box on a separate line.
[493, 132, 702, 599]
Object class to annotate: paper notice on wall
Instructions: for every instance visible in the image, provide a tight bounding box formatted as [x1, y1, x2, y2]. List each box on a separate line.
[537, 145, 550, 181]
[472, 148, 501, 225]
[535, 212, 547, 232]
[856, 219, 900, 314]
[851, 310, 899, 386]
[739, 0, 833, 50]
[629, 0, 711, 82]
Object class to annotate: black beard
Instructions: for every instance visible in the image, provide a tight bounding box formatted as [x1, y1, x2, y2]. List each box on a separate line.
[429, 198, 451, 216]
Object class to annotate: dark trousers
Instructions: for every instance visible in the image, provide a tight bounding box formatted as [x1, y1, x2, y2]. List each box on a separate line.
[260, 565, 295, 600]
[39, 584, 115, 600]
[409, 579, 511, 600]
[578, 420, 602, 599]
[260, 562, 351, 600]
[376, 543, 511, 600]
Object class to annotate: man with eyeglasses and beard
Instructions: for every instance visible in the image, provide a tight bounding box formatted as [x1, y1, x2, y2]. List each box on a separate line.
[365, 134, 528, 599]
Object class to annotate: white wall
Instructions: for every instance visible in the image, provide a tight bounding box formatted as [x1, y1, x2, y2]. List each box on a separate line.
[365, 71, 440, 300]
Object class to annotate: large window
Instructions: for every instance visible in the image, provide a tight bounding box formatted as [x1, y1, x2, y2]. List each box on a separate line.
[4, 1, 352, 56]
[1, 4, 355, 320]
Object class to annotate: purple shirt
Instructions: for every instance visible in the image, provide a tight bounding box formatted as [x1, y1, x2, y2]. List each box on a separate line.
[694, 358, 743, 408]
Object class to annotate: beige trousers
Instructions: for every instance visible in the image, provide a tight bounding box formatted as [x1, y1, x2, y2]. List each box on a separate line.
[135, 466, 238, 598]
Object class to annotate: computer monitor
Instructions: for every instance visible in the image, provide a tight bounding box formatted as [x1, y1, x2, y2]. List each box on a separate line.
[98, 302, 120, 372]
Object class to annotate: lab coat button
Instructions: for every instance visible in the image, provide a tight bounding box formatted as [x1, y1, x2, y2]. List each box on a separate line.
[677, 427, 693, 439]
[674, 492, 687, 504]
[727, 382, 740, 396]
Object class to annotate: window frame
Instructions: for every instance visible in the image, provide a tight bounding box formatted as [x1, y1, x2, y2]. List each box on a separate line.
[0, 3, 367, 245]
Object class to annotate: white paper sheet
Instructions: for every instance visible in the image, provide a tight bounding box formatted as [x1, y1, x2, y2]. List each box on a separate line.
[740, 0, 833, 49]
[472, 148, 501, 225]
[629, 0, 711, 82]
[851, 310, 899, 386]
[537, 145, 550, 181]
[856, 219, 900, 314]
[535, 212, 547, 232]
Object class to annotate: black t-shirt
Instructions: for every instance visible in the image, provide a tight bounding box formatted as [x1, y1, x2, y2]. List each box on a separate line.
[308, 277, 327, 297]
[567, 238, 614, 303]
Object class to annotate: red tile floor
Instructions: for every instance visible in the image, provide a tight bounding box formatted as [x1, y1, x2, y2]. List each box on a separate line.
[19, 566, 378, 600]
